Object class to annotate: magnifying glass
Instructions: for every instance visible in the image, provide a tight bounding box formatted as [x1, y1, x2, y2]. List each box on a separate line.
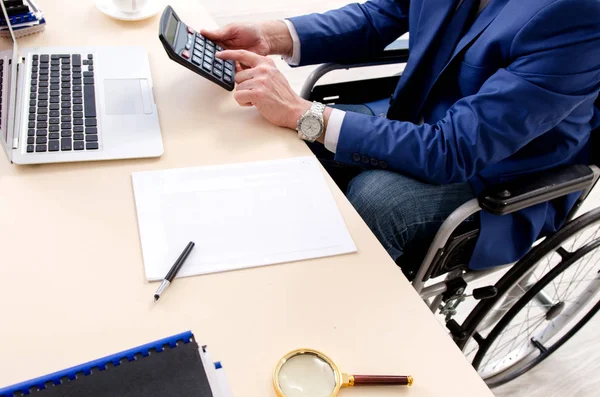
[273, 349, 413, 397]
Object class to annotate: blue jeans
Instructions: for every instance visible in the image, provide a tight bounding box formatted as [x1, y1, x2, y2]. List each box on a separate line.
[308, 104, 477, 279]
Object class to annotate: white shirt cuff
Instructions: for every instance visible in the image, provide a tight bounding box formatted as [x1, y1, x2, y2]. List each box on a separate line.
[324, 109, 346, 153]
[282, 19, 301, 66]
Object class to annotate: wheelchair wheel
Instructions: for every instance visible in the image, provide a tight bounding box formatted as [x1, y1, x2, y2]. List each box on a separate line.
[458, 207, 600, 388]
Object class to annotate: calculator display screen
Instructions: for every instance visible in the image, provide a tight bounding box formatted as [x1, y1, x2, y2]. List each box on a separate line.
[165, 13, 179, 45]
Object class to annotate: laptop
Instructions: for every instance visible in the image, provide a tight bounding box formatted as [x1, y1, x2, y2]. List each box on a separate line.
[0, 2, 163, 165]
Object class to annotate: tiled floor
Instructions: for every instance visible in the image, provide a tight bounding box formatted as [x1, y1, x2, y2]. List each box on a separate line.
[199, 0, 600, 395]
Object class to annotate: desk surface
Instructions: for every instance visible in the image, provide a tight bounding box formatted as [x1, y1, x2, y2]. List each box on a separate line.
[0, 1, 492, 396]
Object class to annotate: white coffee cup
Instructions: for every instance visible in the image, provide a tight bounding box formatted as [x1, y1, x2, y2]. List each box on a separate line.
[111, 0, 150, 13]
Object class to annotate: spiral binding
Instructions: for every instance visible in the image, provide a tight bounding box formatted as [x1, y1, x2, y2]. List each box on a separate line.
[0, 331, 195, 397]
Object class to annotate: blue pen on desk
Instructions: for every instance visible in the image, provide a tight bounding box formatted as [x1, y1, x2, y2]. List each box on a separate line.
[154, 241, 195, 302]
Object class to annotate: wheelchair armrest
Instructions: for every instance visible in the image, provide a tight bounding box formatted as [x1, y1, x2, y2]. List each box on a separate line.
[300, 49, 409, 100]
[479, 165, 596, 216]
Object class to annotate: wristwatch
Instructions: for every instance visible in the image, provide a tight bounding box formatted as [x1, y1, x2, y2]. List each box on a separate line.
[297, 101, 326, 142]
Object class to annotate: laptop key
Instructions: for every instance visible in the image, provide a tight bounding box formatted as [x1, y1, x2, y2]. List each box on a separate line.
[50, 66, 59, 72]
[29, 114, 36, 121]
[51, 60, 59, 66]
[61, 102, 71, 108]
[51, 55, 59, 60]
[72, 54, 81, 66]
[73, 92, 82, 98]
[36, 137, 48, 144]
[73, 134, 84, 141]
[39, 81, 49, 87]
[61, 130, 71, 137]
[73, 119, 83, 125]
[49, 140, 60, 152]
[37, 122, 47, 129]
[50, 110, 59, 117]
[61, 95, 71, 102]
[28, 129, 35, 136]
[73, 112, 83, 119]
[36, 129, 47, 136]
[73, 86, 82, 92]
[35, 144, 47, 152]
[27, 137, 34, 144]
[37, 115, 48, 121]
[83, 77, 94, 85]
[49, 133, 60, 140]
[40, 55, 49, 62]
[50, 78, 60, 84]
[28, 122, 36, 128]
[85, 134, 98, 142]
[86, 142, 99, 150]
[61, 82, 71, 89]
[85, 118, 97, 127]
[51, 84, 60, 90]
[61, 123, 72, 129]
[86, 127, 98, 134]
[27, 145, 34, 153]
[38, 108, 48, 114]
[30, 93, 36, 99]
[50, 97, 60, 103]
[72, 66, 82, 73]
[38, 100, 48, 107]
[74, 141, 85, 150]
[29, 106, 36, 113]
[39, 88, 49, 94]
[49, 118, 59, 124]
[61, 139, 72, 151]
[50, 104, 59, 110]
[83, 85, 96, 117]
[49, 125, 60, 132]
[50, 90, 59, 96]
[39, 94, 49, 100]
[30, 100, 36, 107]
[61, 116, 72, 123]
[62, 88, 71, 95]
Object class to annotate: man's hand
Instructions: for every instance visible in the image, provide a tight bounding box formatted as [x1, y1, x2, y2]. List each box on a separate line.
[216, 49, 311, 130]
[201, 21, 293, 57]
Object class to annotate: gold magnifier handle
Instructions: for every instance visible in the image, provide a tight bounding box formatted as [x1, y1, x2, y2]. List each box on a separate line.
[342, 373, 413, 387]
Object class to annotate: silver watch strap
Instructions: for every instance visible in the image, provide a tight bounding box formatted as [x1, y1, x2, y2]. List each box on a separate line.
[310, 101, 326, 117]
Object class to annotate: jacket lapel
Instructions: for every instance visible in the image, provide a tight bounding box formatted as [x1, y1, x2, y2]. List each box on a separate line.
[411, 0, 509, 117]
[398, 0, 458, 86]
[449, 0, 509, 61]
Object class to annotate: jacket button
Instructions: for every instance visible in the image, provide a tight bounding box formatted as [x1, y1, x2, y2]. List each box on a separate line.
[370, 158, 379, 166]
[379, 160, 388, 169]
[352, 153, 361, 162]
[361, 156, 370, 164]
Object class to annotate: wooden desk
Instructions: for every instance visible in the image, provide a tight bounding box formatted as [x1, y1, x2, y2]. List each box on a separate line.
[0, 1, 492, 396]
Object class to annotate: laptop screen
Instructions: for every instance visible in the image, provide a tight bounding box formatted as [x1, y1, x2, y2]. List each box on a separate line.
[0, 0, 19, 159]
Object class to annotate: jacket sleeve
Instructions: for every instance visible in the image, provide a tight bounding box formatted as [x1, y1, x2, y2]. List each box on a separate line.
[334, 0, 600, 184]
[287, 0, 410, 66]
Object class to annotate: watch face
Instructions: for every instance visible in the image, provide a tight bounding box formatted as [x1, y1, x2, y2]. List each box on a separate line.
[301, 115, 322, 138]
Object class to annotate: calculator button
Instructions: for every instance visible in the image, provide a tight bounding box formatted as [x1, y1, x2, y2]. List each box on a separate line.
[193, 49, 203, 59]
[204, 53, 213, 61]
[185, 42, 192, 50]
[216, 45, 223, 51]
[202, 62, 212, 72]
[181, 50, 190, 59]
[192, 56, 202, 65]
[224, 68, 232, 76]
[194, 43, 203, 52]
[213, 62, 222, 70]
[213, 69, 222, 78]
[224, 61, 233, 71]
[224, 75, 232, 84]
[187, 26, 195, 34]
[195, 36, 204, 45]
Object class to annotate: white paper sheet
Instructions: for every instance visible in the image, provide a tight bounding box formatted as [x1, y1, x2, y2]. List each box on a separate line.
[132, 156, 357, 281]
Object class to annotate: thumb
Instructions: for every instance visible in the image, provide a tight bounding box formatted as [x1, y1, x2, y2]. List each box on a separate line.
[201, 26, 230, 41]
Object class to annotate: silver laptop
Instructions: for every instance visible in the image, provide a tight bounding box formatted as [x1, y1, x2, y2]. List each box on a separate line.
[0, 3, 163, 165]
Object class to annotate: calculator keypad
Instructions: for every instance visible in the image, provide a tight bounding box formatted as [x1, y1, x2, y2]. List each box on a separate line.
[184, 30, 235, 88]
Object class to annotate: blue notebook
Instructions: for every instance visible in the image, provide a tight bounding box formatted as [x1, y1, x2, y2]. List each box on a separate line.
[0, 331, 231, 397]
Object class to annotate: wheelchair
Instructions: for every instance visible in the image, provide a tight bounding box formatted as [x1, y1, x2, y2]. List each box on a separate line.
[300, 46, 600, 388]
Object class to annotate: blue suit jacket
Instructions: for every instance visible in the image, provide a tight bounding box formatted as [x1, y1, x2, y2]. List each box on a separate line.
[289, 0, 600, 270]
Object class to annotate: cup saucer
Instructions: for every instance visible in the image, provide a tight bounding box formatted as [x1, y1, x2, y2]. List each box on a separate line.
[95, 0, 161, 22]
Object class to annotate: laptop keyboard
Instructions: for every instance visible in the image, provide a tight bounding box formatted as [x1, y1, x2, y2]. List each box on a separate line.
[27, 54, 98, 153]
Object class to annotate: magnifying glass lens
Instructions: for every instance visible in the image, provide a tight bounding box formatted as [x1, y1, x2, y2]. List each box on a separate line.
[278, 353, 336, 397]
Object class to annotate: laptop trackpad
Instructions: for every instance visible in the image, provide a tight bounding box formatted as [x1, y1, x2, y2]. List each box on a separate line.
[104, 79, 153, 115]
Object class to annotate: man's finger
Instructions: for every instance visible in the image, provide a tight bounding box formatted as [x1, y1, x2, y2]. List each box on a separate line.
[234, 68, 260, 84]
[216, 50, 262, 68]
[200, 28, 227, 42]
[236, 79, 259, 92]
[234, 90, 255, 107]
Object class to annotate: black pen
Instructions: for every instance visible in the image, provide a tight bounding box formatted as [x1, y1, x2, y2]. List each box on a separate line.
[154, 241, 195, 302]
